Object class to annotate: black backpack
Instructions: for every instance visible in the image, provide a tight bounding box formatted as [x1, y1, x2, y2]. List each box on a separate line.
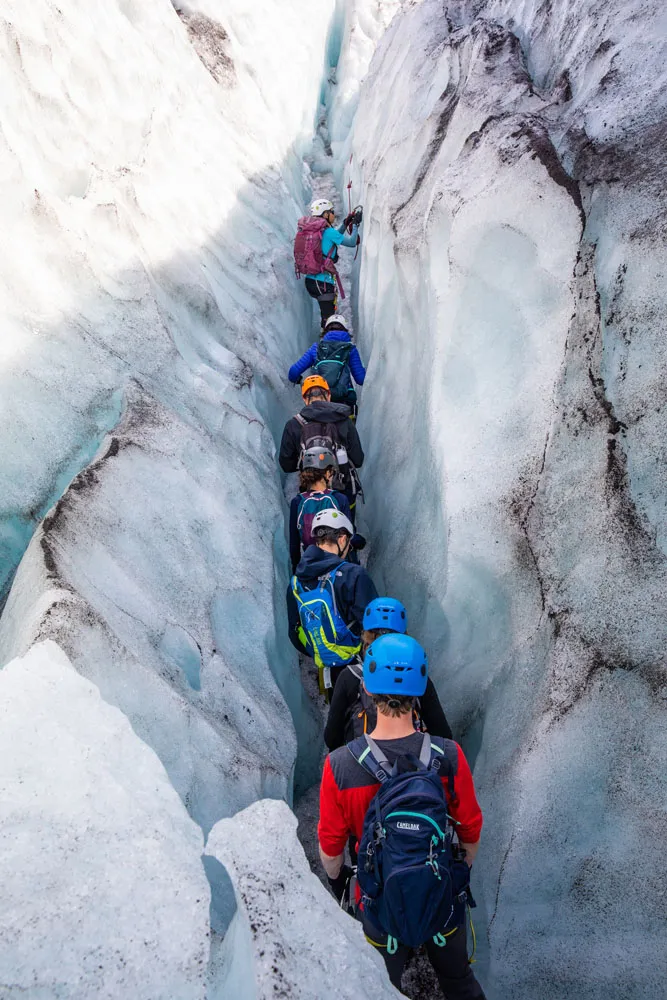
[348, 734, 470, 949]
[314, 341, 353, 402]
[294, 414, 351, 493]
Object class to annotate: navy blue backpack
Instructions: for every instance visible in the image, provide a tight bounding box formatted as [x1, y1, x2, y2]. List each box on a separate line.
[348, 733, 471, 949]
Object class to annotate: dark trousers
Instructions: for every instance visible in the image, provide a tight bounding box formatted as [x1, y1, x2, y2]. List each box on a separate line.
[362, 917, 486, 999]
[305, 277, 337, 328]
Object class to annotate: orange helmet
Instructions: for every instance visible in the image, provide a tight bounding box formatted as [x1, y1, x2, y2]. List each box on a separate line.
[301, 374, 330, 399]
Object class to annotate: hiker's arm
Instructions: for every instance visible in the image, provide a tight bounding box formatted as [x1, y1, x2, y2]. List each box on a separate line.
[288, 498, 301, 573]
[288, 344, 317, 383]
[460, 841, 479, 867]
[285, 585, 307, 653]
[449, 744, 483, 861]
[348, 346, 366, 385]
[319, 847, 345, 879]
[318, 756, 349, 875]
[323, 671, 350, 751]
[420, 678, 453, 740]
[345, 420, 364, 468]
[339, 223, 358, 248]
[278, 422, 298, 473]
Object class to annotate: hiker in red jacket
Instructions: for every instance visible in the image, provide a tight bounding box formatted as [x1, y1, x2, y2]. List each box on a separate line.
[318, 634, 486, 999]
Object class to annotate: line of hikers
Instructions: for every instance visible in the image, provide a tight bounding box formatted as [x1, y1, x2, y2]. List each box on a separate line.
[278, 196, 486, 998]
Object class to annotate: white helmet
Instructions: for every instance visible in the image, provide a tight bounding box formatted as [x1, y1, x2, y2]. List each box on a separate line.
[311, 509, 354, 537]
[324, 314, 348, 331]
[311, 198, 334, 217]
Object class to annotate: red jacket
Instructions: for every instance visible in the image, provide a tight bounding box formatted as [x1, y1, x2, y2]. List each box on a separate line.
[318, 733, 482, 858]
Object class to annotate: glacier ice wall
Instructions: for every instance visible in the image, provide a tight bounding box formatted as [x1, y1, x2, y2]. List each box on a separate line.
[0, 0, 337, 831]
[334, 1, 667, 997]
[0, 640, 210, 999]
[206, 798, 401, 1000]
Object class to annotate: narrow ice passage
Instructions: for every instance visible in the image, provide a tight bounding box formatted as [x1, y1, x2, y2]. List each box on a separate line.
[1, 0, 666, 998]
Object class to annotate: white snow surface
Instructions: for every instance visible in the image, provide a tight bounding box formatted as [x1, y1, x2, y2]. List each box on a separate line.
[332, 1, 667, 997]
[0, 640, 209, 999]
[206, 798, 401, 1000]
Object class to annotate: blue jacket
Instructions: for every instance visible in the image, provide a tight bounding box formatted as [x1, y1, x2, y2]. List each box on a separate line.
[309, 224, 359, 283]
[286, 545, 378, 655]
[288, 328, 366, 385]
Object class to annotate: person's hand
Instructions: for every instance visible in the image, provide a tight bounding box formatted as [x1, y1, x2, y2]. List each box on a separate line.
[343, 213, 354, 230]
[327, 864, 354, 903]
[352, 206, 363, 226]
[350, 533, 366, 551]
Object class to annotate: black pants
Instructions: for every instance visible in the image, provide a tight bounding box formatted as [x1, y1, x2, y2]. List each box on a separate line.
[305, 277, 337, 327]
[362, 917, 486, 999]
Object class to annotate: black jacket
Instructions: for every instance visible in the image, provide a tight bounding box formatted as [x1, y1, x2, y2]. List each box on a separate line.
[286, 545, 378, 655]
[324, 665, 453, 751]
[278, 401, 364, 474]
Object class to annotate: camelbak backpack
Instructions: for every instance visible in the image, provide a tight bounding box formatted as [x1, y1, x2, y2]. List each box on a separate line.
[314, 341, 353, 402]
[344, 661, 424, 742]
[297, 490, 343, 549]
[291, 565, 361, 687]
[348, 733, 471, 949]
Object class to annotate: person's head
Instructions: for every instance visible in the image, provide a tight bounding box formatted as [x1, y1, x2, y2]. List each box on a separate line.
[311, 198, 335, 227]
[362, 633, 428, 718]
[324, 314, 349, 334]
[311, 509, 354, 558]
[299, 447, 337, 492]
[361, 626, 393, 653]
[302, 374, 331, 406]
[361, 597, 408, 651]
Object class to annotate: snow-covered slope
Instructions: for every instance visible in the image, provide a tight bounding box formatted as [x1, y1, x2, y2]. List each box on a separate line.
[333, 1, 667, 997]
[0, 641, 209, 999]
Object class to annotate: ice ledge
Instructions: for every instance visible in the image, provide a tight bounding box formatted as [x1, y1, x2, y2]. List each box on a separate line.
[206, 798, 401, 1000]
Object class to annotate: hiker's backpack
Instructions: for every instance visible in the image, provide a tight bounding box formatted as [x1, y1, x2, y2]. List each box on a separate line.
[344, 661, 424, 742]
[294, 413, 352, 493]
[297, 491, 343, 549]
[348, 733, 471, 949]
[291, 565, 361, 677]
[314, 341, 353, 402]
[294, 217, 335, 279]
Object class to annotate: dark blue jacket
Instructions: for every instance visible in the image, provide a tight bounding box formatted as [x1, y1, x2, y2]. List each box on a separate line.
[288, 328, 366, 386]
[286, 545, 378, 655]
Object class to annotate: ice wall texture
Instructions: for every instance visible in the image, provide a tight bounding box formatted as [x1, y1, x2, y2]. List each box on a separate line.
[206, 799, 401, 1000]
[0, 0, 335, 830]
[337, 1, 667, 997]
[0, 641, 210, 999]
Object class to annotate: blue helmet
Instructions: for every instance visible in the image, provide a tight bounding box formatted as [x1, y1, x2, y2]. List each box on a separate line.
[363, 597, 408, 634]
[363, 634, 428, 697]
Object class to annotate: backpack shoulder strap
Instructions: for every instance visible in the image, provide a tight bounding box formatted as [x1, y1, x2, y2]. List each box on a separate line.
[347, 735, 392, 783]
[294, 413, 307, 427]
[427, 736, 459, 796]
[346, 659, 363, 680]
[317, 562, 346, 616]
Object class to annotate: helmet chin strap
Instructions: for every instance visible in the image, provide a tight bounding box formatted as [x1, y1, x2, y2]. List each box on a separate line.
[336, 536, 348, 559]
